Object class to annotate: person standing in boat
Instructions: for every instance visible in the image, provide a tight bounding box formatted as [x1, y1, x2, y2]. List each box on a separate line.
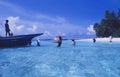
[5, 20, 10, 37]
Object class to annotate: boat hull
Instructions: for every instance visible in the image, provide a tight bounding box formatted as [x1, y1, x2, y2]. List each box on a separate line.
[0, 33, 43, 47]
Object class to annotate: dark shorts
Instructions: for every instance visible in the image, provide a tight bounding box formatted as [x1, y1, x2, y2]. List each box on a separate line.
[6, 29, 10, 32]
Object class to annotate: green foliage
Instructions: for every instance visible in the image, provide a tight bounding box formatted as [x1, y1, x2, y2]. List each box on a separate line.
[94, 8, 120, 37]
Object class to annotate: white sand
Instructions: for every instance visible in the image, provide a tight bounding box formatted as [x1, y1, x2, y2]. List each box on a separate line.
[77, 38, 120, 42]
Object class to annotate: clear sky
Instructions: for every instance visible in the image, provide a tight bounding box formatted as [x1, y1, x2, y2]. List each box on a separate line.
[0, 0, 120, 38]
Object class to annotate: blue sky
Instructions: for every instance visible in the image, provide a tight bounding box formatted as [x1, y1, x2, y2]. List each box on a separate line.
[0, 0, 120, 38]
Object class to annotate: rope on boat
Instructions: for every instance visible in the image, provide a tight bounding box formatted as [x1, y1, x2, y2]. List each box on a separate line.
[0, 23, 5, 36]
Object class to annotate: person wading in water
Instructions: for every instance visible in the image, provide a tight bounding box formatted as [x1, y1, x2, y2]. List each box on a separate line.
[57, 35, 62, 47]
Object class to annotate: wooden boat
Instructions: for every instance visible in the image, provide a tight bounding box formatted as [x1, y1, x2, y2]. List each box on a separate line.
[0, 33, 43, 47]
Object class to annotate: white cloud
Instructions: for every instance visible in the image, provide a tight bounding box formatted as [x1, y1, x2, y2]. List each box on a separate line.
[16, 25, 24, 31]
[57, 31, 66, 37]
[87, 25, 95, 35]
[0, 1, 89, 38]
[0, 1, 67, 24]
[44, 31, 51, 36]
[2, 13, 86, 38]
[7, 16, 19, 23]
[1, 15, 86, 38]
[27, 25, 37, 32]
[5, 16, 27, 35]
[42, 30, 52, 37]
[35, 14, 67, 23]
[87, 25, 95, 32]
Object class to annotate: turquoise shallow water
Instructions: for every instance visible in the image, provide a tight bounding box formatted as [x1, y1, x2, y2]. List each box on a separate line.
[0, 40, 120, 77]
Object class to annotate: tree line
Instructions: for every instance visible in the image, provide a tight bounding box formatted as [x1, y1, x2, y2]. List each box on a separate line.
[94, 8, 120, 37]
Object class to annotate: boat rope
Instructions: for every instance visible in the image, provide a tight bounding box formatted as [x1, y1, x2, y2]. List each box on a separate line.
[0, 23, 5, 36]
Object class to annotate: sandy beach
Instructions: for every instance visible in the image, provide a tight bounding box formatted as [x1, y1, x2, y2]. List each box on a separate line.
[78, 38, 120, 42]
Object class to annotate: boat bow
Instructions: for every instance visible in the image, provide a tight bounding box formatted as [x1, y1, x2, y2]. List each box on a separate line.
[0, 33, 43, 47]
